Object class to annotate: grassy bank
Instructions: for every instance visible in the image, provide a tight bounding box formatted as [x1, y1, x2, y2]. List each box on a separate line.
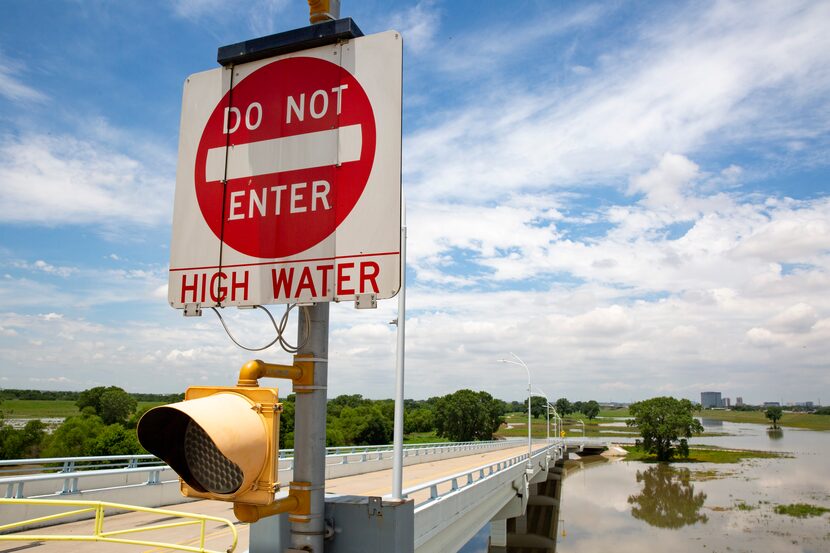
[1, 399, 164, 419]
[697, 409, 830, 431]
[497, 412, 640, 439]
[622, 445, 788, 463]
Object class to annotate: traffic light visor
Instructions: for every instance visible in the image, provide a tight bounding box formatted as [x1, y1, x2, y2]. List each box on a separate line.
[137, 391, 269, 497]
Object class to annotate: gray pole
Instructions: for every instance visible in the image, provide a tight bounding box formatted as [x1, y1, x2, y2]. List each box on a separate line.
[392, 221, 407, 499]
[290, 2, 338, 547]
[290, 302, 329, 552]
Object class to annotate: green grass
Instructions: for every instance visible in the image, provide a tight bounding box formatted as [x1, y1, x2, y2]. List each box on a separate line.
[735, 502, 756, 511]
[597, 408, 631, 418]
[1, 399, 165, 419]
[0, 400, 79, 418]
[696, 409, 830, 431]
[495, 419, 638, 439]
[622, 445, 787, 463]
[774, 503, 830, 518]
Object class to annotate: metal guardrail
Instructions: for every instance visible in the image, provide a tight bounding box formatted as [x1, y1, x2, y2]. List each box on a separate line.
[281, 440, 508, 470]
[0, 441, 497, 475]
[0, 498, 237, 553]
[279, 440, 498, 458]
[0, 454, 163, 476]
[411, 442, 563, 552]
[407, 442, 560, 509]
[0, 441, 510, 500]
[2, 466, 170, 499]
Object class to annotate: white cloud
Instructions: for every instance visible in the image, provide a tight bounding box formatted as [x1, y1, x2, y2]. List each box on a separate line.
[12, 260, 78, 278]
[628, 153, 699, 210]
[171, 0, 290, 37]
[0, 54, 47, 103]
[403, 0, 830, 204]
[0, 131, 173, 227]
[387, 1, 441, 54]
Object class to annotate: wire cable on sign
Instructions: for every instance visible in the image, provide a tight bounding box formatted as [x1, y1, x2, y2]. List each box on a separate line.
[210, 304, 310, 354]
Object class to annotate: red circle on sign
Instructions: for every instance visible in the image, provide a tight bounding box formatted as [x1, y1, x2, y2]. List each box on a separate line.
[194, 57, 376, 259]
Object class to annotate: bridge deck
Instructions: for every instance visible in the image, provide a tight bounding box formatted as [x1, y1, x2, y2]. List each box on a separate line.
[0, 445, 531, 552]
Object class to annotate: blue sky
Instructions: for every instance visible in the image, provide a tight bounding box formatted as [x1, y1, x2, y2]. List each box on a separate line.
[1, 0, 828, 405]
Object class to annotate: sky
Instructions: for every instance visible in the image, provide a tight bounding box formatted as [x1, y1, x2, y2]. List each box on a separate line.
[0, 0, 828, 405]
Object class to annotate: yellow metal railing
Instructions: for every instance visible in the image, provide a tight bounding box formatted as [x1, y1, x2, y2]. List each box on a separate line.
[0, 498, 237, 553]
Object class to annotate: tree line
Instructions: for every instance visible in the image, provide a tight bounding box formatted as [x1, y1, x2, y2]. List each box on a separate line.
[0, 388, 183, 403]
[1, 385, 607, 460]
[0, 386, 148, 460]
[521, 397, 601, 420]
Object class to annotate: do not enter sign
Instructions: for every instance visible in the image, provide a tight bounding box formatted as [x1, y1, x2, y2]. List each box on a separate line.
[194, 57, 376, 259]
[168, 31, 402, 309]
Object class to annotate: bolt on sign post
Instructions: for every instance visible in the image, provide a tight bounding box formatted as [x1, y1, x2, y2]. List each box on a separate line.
[168, 30, 402, 311]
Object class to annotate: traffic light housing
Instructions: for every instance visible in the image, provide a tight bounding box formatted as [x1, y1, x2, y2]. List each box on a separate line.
[137, 385, 281, 506]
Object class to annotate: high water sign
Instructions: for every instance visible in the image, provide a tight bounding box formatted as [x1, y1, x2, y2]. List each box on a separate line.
[168, 31, 402, 309]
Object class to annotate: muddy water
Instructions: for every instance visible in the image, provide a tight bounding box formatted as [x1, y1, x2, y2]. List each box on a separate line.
[460, 422, 830, 552]
[559, 423, 830, 553]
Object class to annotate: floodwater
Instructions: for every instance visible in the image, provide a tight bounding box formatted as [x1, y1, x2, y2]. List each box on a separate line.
[559, 421, 830, 553]
[461, 421, 830, 552]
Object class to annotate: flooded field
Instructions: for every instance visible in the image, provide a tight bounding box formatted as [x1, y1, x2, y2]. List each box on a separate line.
[461, 421, 830, 552]
[559, 421, 830, 553]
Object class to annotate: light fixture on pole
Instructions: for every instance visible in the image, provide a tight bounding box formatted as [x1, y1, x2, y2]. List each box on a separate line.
[498, 353, 532, 469]
[532, 387, 550, 449]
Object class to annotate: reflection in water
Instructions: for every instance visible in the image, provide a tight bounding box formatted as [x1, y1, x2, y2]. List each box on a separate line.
[767, 428, 784, 440]
[699, 417, 723, 428]
[627, 465, 708, 529]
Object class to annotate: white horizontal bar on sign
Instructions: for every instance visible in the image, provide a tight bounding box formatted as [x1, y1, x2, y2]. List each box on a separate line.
[204, 124, 362, 182]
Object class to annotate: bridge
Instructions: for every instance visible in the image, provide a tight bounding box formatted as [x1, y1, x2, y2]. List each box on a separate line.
[0, 438, 607, 552]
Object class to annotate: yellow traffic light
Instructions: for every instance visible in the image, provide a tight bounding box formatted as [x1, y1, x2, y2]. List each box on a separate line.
[137, 385, 281, 506]
[136, 355, 315, 522]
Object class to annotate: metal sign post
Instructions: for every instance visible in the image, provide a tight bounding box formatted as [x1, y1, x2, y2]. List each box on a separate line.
[290, 303, 329, 552]
[167, 3, 402, 550]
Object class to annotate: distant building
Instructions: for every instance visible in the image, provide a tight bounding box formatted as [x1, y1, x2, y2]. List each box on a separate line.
[723, 397, 731, 408]
[763, 402, 781, 407]
[795, 401, 814, 408]
[736, 397, 744, 407]
[701, 391, 722, 409]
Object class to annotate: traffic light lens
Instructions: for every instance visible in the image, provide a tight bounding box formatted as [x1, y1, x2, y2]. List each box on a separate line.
[184, 420, 243, 494]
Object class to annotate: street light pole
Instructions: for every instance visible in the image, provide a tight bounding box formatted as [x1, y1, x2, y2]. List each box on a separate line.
[532, 387, 550, 449]
[499, 353, 532, 469]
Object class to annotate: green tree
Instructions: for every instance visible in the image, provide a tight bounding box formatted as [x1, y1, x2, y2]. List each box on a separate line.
[523, 396, 548, 419]
[332, 405, 393, 445]
[89, 424, 144, 456]
[404, 407, 434, 434]
[99, 389, 137, 425]
[327, 394, 368, 417]
[0, 417, 46, 460]
[433, 390, 505, 442]
[555, 397, 572, 416]
[77, 386, 118, 414]
[627, 397, 703, 461]
[765, 406, 783, 429]
[583, 400, 601, 420]
[42, 411, 108, 457]
[279, 395, 295, 449]
[77, 386, 137, 424]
